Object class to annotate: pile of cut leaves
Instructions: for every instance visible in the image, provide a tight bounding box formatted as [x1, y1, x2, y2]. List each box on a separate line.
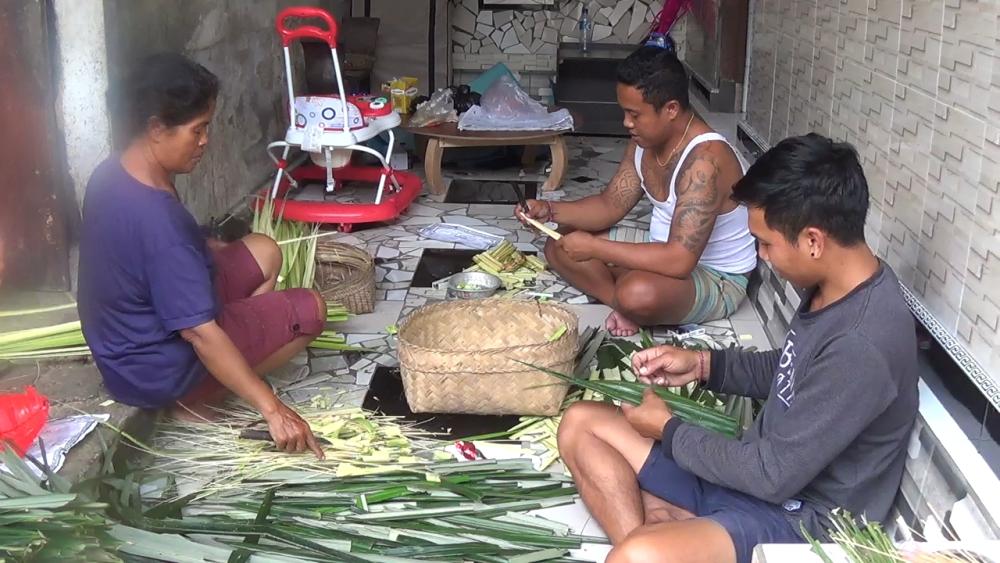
[465, 240, 548, 290]
[102, 405, 604, 562]
[130, 404, 444, 501]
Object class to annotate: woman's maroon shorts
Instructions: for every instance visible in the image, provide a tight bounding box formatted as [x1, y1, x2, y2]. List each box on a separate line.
[178, 240, 324, 404]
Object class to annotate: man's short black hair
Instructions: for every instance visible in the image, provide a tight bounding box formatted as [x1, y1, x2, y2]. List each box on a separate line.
[617, 46, 689, 111]
[732, 134, 869, 246]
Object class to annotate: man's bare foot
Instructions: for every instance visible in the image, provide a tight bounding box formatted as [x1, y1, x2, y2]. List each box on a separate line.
[605, 310, 642, 337]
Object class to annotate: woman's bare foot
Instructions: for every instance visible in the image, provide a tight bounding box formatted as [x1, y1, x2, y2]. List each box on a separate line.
[169, 402, 220, 422]
[605, 310, 641, 337]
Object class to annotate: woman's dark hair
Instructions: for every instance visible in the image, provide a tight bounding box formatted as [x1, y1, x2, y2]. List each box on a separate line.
[111, 53, 219, 142]
[616, 46, 689, 111]
[731, 134, 869, 246]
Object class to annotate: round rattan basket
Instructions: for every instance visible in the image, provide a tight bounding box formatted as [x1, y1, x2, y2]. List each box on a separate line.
[314, 241, 375, 314]
[397, 300, 579, 416]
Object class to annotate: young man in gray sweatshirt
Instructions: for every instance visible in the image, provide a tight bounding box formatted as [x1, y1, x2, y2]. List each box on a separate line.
[557, 134, 919, 563]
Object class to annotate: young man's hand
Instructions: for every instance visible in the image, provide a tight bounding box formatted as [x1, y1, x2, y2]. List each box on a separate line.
[558, 231, 598, 261]
[621, 388, 673, 439]
[263, 400, 326, 459]
[632, 346, 706, 387]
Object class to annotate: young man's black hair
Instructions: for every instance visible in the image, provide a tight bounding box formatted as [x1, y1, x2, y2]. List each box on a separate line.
[616, 45, 690, 111]
[731, 133, 869, 246]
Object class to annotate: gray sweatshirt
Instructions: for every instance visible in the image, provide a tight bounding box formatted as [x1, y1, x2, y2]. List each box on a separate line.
[661, 263, 919, 538]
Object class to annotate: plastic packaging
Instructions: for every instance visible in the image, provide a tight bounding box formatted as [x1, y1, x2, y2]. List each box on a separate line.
[0, 386, 49, 456]
[409, 88, 459, 128]
[458, 75, 574, 131]
[418, 223, 504, 250]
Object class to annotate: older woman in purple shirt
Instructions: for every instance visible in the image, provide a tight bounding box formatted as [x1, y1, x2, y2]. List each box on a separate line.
[78, 54, 324, 458]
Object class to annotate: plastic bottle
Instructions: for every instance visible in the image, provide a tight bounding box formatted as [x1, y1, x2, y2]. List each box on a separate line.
[579, 8, 593, 53]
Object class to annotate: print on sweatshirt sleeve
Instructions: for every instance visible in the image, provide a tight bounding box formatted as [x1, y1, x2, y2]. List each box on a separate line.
[774, 330, 797, 408]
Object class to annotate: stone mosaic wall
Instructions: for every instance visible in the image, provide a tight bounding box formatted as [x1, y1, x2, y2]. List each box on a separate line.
[741, 0, 1000, 384]
[449, 0, 686, 97]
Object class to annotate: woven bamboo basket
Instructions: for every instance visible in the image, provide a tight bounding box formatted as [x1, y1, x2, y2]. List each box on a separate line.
[314, 241, 375, 314]
[397, 300, 579, 416]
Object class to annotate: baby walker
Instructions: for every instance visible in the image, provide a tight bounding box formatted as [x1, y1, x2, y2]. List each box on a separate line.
[258, 7, 422, 231]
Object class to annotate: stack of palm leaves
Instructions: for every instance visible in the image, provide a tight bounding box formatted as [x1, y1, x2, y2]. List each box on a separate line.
[532, 364, 741, 437]
[0, 302, 88, 361]
[254, 197, 365, 354]
[104, 402, 604, 562]
[252, 195, 324, 291]
[0, 446, 120, 561]
[108, 458, 599, 562]
[588, 328, 755, 425]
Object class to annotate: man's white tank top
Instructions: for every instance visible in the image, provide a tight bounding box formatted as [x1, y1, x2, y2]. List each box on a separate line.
[634, 132, 758, 274]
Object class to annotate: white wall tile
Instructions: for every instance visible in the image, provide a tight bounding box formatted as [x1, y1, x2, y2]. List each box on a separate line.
[745, 0, 1000, 383]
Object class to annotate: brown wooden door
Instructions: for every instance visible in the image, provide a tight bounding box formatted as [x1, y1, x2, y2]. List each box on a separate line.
[0, 0, 73, 292]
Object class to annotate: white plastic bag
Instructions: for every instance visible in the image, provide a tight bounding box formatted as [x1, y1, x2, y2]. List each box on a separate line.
[458, 75, 574, 131]
[481, 75, 548, 120]
[409, 88, 458, 128]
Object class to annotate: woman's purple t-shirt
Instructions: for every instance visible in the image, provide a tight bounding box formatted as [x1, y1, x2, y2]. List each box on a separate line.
[78, 158, 217, 408]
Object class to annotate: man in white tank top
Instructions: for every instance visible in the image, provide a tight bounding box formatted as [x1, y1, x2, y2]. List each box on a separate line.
[517, 47, 756, 335]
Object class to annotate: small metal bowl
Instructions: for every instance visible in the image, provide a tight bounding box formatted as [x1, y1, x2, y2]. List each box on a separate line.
[447, 271, 502, 299]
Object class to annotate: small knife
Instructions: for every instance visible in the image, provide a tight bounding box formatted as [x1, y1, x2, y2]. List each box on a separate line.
[239, 428, 332, 446]
[511, 183, 529, 214]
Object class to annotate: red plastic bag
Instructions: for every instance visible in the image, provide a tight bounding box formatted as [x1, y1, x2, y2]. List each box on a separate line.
[0, 386, 49, 456]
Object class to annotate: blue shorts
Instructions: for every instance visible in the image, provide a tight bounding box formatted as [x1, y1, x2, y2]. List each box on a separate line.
[637, 444, 804, 563]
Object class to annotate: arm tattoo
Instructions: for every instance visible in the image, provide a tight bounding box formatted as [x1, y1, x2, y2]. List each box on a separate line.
[605, 146, 644, 211]
[669, 149, 723, 256]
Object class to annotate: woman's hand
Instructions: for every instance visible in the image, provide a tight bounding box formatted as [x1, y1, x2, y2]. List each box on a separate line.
[631, 345, 707, 387]
[181, 321, 325, 459]
[263, 400, 326, 459]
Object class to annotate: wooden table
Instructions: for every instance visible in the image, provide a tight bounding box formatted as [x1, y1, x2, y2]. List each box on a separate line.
[405, 122, 569, 195]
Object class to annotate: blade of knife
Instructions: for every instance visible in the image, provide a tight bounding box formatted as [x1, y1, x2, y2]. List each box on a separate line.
[239, 428, 332, 446]
[511, 182, 528, 213]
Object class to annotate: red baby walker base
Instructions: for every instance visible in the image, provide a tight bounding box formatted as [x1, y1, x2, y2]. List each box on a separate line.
[254, 163, 423, 232]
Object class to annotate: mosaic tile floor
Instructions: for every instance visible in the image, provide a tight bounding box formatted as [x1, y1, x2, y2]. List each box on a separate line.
[267, 133, 770, 560]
